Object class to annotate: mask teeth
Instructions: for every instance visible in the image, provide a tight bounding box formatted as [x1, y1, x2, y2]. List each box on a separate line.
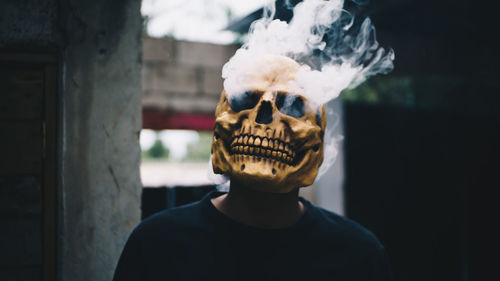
[230, 134, 295, 165]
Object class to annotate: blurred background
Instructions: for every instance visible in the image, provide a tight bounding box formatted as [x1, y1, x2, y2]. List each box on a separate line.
[0, 0, 499, 280]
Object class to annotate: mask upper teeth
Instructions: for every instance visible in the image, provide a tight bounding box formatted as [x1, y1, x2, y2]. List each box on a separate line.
[230, 135, 295, 165]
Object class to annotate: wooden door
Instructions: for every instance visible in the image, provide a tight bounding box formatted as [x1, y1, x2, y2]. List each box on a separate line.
[0, 53, 57, 281]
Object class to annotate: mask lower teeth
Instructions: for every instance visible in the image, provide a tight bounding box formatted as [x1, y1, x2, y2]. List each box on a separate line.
[230, 135, 295, 165]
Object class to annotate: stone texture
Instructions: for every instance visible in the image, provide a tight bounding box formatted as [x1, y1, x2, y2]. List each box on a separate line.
[142, 61, 154, 91]
[177, 40, 232, 68]
[201, 68, 224, 96]
[143, 36, 175, 62]
[0, 1, 143, 280]
[151, 64, 199, 95]
[142, 38, 239, 113]
[58, 0, 143, 280]
[0, 0, 58, 48]
[167, 95, 219, 113]
[142, 91, 218, 113]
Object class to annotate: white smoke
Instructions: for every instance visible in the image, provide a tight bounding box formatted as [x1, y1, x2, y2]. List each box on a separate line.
[223, 0, 394, 106]
[316, 100, 342, 180]
[214, 0, 394, 183]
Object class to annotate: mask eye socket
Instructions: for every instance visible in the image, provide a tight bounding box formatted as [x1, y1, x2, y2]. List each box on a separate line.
[229, 91, 260, 112]
[276, 93, 305, 118]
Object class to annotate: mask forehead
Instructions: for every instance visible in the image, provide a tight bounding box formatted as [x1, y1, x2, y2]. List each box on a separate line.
[233, 55, 302, 96]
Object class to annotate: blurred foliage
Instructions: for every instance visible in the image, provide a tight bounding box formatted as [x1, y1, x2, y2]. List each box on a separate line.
[146, 139, 170, 159]
[184, 132, 213, 162]
[341, 76, 416, 107]
[341, 74, 500, 117]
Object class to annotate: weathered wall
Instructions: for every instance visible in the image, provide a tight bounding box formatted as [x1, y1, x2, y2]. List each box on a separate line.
[0, 1, 58, 280]
[58, 1, 142, 281]
[0, 0, 58, 48]
[142, 37, 238, 113]
[1, 0, 143, 280]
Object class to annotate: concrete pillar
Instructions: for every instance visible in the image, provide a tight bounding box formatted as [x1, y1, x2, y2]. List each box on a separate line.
[58, 1, 142, 280]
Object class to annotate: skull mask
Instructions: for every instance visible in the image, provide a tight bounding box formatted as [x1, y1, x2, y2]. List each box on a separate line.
[211, 55, 326, 193]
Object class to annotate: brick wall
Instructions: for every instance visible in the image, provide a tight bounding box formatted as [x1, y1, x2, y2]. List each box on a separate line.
[142, 37, 239, 115]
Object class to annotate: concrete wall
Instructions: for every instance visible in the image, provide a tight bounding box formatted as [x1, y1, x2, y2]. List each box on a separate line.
[0, 1, 57, 280]
[1, 0, 143, 280]
[58, 1, 142, 281]
[0, 0, 59, 48]
[142, 37, 238, 113]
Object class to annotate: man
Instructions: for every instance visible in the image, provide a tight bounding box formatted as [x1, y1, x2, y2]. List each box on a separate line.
[113, 55, 392, 281]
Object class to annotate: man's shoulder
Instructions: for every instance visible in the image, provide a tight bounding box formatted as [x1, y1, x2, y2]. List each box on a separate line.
[309, 204, 383, 249]
[133, 199, 206, 238]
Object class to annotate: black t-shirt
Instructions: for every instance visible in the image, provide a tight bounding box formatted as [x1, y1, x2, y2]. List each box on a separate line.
[113, 191, 392, 281]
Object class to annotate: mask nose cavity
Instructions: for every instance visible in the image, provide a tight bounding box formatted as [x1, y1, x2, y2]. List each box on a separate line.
[255, 101, 273, 124]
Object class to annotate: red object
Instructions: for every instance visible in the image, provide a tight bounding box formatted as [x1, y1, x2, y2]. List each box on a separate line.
[143, 108, 215, 131]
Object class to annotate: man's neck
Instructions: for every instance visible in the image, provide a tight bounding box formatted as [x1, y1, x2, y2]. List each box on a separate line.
[211, 179, 305, 229]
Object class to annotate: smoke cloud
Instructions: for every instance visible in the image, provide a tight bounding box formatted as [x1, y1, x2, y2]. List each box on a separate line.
[212, 0, 394, 184]
[223, 0, 393, 107]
